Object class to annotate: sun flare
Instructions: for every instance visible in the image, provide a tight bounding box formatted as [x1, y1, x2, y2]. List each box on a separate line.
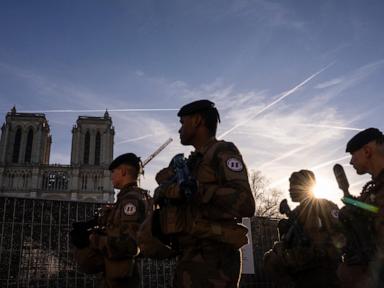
[313, 176, 336, 201]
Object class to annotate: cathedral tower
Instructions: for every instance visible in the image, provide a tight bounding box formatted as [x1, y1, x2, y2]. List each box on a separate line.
[0, 107, 51, 165]
[70, 110, 114, 167]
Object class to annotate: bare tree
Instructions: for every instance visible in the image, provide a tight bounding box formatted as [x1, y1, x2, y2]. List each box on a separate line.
[250, 170, 283, 218]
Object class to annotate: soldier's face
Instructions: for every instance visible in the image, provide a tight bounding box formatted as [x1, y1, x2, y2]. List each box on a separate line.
[350, 147, 369, 175]
[178, 115, 197, 145]
[289, 187, 305, 202]
[110, 167, 124, 189]
[289, 184, 312, 202]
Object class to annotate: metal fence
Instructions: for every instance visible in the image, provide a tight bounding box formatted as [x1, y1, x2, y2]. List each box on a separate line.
[0, 196, 278, 288]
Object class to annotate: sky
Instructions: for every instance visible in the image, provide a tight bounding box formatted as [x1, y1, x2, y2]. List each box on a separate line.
[1, 0, 383, 205]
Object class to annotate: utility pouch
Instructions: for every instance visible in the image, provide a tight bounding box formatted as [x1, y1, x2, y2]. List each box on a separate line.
[104, 257, 134, 280]
[160, 206, 188, 234]
[137, 209, 177, 258]
[190, 219, 249, 249]
[73, 247, 104, 274]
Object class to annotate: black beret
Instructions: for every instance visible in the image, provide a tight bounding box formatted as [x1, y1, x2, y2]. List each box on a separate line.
[346, 128, 384, 153]
[109, 153, 141, 171]
[177, 99, 218, 117]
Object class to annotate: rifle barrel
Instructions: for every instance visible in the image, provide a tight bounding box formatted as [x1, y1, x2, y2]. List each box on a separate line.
[142, 138, 173, 167]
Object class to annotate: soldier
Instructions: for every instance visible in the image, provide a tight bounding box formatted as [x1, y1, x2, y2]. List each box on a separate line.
[264, 169, 342, 288]
[71, 153, 148, 288]
[154, 99, 255, 287]
[337, 128, 384, 288]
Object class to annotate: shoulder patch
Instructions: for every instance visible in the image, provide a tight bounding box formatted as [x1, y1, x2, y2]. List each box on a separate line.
[226, 158, 244, 172]
[331, 209, 339, 219]
[123, 202, 137, 216]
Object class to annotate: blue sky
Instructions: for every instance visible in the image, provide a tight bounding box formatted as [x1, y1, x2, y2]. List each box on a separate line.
[1, 0, 383, 204]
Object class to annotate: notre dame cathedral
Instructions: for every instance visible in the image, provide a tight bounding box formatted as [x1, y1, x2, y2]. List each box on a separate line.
[0, 107, 115, 202]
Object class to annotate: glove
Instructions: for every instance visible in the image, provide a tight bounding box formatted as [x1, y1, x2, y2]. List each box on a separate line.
[154, 182, 182, 203]
[70, 222, 90, 249]
[179, 178, 198, 199]
[155, 167, 175, 184]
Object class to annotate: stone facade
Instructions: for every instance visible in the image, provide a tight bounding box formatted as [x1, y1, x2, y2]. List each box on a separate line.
[0, 108, 115, 203]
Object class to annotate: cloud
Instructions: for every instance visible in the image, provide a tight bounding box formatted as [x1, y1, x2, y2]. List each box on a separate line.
[135, 70, 144, 77]
[296, 124, 363, 131]
[19, 108, 179, 113]
[315, 78, 343, 89]
[213, 0, 306, 31]
[218, 62, 334, 138]
[2, 59, 383, 195]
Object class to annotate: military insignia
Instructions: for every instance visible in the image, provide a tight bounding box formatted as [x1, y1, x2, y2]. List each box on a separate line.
[226, 158, 243, 172]
[123, 202, 137, 216]
[331, 209, 339, 219]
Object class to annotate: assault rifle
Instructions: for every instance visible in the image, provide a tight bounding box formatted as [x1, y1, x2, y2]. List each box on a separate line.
[169, 153, 197, 199]
[70, 209, 105, 249]
[333, 164, 379, 213]
[279, 199, 310, 248]
[333, 164, 377, 264]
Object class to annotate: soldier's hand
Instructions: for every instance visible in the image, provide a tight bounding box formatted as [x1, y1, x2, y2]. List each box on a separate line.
[154, 182, 182, 201]
[179, 178, 198, 199]
[69, 227, 90, 249]
[88, 233, 100, 250]
[155, 167, 175, 184]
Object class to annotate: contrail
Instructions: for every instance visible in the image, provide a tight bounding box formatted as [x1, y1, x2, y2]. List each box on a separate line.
[297, 124, 363, 131]
[259, 123, 360, 169]
[310, 156, 350, 170]
[259, 144, 314, 169]
[218, 63, 334, 139]
[17, 108, 178, 113]
[269, 155, 350, 188]
[116, 134, 159, 145]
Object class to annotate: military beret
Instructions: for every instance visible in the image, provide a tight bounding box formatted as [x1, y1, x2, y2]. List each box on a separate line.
[177, 99, 219, 118]
[346, 128, 384, 153]
[109, 153, 141, 171]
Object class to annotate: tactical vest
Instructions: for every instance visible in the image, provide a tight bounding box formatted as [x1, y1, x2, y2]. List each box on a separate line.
[158, 140, 249, 249]
[102, 186, 147, 280]
[340, 172, 384, 264]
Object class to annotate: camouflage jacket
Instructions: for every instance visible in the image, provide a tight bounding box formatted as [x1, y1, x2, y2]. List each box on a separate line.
[188, 138, 255, 220]
[155, 138, 255, 249]
[357, 169, 384, 259]
[276, 198, 341, 270]
[91, 184, 148, 259]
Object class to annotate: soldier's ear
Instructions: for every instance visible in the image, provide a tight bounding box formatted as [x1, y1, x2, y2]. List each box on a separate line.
[363, 144, 373, 158]
[191, 114, 203, 128]
[119, 165, 128, 176]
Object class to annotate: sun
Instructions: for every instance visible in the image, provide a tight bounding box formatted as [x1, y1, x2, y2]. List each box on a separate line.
[313, 176, 337, 201]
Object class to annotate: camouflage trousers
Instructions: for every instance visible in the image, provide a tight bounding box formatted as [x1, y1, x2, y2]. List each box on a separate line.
[173, 241, 241, 288]
[101, 267, 140, 288]
[263, 247, 340, 288]
[338, 261, 384, 288]
[73, 247, 140, 288]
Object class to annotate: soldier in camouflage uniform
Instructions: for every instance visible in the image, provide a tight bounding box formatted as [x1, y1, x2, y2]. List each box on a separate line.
[264, 169, 342, 288]
[154, 99, 255, 288]
[337, 128, 384, 288]
[71, 153, 148, 288]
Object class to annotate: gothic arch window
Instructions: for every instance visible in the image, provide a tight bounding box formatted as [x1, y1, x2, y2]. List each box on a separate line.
[25, 128, 34, 163]
[42, 171, 69, 191]
[81, 174, 88, 190]
[84, 131, 90, 164]
[12, 127, 22, 163]
[95, 132, 101, 165]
